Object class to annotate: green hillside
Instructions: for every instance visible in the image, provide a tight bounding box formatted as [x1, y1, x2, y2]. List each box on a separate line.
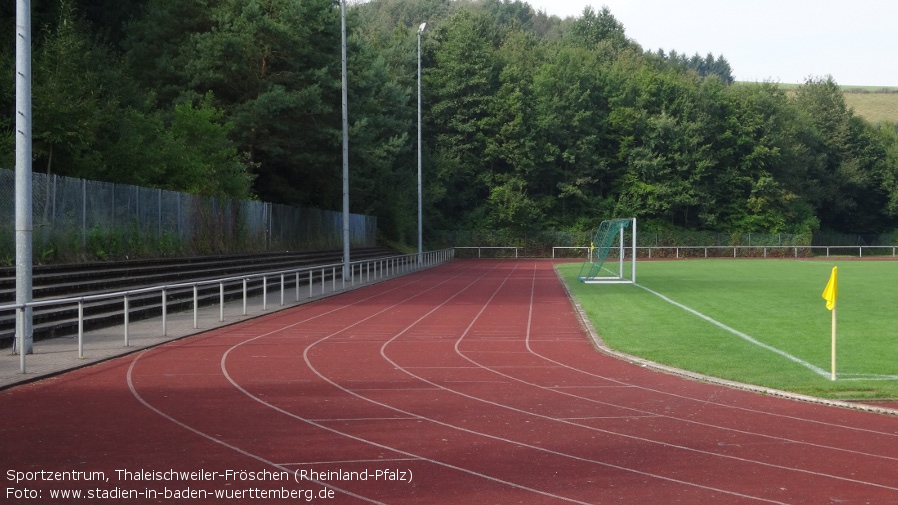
[766, 83, 898, 123]
[842, 89, 898, 124]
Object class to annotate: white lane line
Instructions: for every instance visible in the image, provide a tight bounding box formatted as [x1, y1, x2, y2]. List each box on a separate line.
[436, 264, 898, 490]
[373, 264, 791, 503]
[126, 352, 385, 504]
[125, 270, 450, 505]
[636, 284, 830, 378]
[231, 263, 599, 504]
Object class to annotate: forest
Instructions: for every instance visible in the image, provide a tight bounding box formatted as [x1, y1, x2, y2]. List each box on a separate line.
[3, 0, 897, 246]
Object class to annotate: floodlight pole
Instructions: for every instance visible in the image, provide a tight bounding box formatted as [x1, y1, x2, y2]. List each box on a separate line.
[417, 22, 427, 265]
[341, 0, 350, 280]
[15, 0, 33, 369]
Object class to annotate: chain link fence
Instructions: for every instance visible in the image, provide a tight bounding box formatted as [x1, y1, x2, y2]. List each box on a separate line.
[1, 169, 377, 264]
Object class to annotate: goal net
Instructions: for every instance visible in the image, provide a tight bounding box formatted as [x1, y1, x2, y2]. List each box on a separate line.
[578, 218, 636, 284]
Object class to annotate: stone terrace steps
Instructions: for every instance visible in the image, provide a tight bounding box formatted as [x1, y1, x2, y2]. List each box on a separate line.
[0, 247, 395, 346]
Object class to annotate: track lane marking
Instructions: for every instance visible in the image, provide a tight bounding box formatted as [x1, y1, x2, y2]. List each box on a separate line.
[418, 263, 898, 493]
[370, 263, 792, 503]
[125, 270, 452, 505]
[223, 262, 600, 504]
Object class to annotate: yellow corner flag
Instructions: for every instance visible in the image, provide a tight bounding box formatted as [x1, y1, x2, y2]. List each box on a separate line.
[822, 266, 838, 311]
[822, 266, 838, 381]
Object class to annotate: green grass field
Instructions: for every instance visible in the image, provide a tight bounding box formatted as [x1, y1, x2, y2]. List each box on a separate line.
[558, 259, 898, 400]
[843, 90, 898, 124]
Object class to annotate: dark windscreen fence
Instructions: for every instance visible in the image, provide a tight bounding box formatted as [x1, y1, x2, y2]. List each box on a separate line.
[0, 169, 377, 263]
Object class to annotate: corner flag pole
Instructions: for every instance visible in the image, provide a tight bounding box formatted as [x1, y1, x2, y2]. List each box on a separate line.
[822, 266, 838, 381]
[830, 302, 837, 381]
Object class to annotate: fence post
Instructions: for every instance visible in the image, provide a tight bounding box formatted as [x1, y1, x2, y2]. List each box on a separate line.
[193, 285, 198, 329]
[81, 179, 86, 248]
[162, 288, 167, 336]
[157, 188, 162, 239]
[17, 307, 25, 373]
[219, 282, 225, 322]
[77, 300, 84, 358]
[78, 300, 84, 358]
[124, 294, 130, 346]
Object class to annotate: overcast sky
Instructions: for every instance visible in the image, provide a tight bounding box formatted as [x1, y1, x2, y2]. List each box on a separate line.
[525, 0, 896, 87]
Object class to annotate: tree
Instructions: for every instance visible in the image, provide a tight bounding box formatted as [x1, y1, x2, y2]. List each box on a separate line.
[876, 123, 898, 217]
[569, 6, 631, 54]
[344, 20, 414, 242]
[128, 0, 343, 207]
[168, 93, 256, 198]
[26, 1, 111, 178]
[794, 76, 890, 232]
[425, 8, 501, 227]
[0, 1, 254, 198]
[531, 44, 614, 226]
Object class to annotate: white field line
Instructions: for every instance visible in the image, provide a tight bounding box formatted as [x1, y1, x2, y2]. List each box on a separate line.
[635, 284, 831, 379]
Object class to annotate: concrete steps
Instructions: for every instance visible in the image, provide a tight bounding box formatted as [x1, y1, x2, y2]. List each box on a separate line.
[0, 247, 396, 346]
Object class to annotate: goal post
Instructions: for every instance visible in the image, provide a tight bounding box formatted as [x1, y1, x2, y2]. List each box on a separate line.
[578, 217, 636, 284]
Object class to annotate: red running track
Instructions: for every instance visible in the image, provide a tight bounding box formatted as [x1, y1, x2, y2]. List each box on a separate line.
[3, 259, 898, 504]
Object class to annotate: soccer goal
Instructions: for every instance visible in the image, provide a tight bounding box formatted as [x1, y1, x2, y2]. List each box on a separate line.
[578, 217, 636, 284]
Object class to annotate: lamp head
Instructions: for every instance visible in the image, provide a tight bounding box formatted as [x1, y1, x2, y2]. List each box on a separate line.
[418, 22, 427, 33]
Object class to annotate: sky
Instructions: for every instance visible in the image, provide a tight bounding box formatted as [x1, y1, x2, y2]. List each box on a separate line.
[525, 0, 897, 87]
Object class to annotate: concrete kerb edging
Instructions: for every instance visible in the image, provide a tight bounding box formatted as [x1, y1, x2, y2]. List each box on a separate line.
[0, 262, 441, 392]
[553, 265, 898, 418]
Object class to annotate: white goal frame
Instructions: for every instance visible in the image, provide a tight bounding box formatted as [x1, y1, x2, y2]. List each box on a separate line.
[579, 217, 637, 284]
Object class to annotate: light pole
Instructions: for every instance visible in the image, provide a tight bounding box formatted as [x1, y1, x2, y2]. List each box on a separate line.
[341, 0, 350, 280]
[417, 22, 426, 265]
[15, 0, 33, 370]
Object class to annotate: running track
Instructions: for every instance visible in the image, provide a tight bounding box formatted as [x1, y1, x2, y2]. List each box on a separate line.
[3, 260, 898, 504]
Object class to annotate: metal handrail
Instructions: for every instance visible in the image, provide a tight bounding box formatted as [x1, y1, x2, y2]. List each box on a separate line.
[553, 245, 898, 258]
[5, 249, 456, 373]
[639, 245, 898, 259]
[454, 246, 519, 258]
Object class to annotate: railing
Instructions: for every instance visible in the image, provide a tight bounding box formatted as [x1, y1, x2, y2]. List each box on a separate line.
[552, 246, 589, 258]
[454, 246, 520, 258]
[639, 245, 898, 259]
[3, 249, 455, 373]
[553, 245, 898, 259]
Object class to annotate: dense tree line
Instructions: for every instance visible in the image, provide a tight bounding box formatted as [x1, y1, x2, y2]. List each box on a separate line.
[2, 0, 897, 246]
